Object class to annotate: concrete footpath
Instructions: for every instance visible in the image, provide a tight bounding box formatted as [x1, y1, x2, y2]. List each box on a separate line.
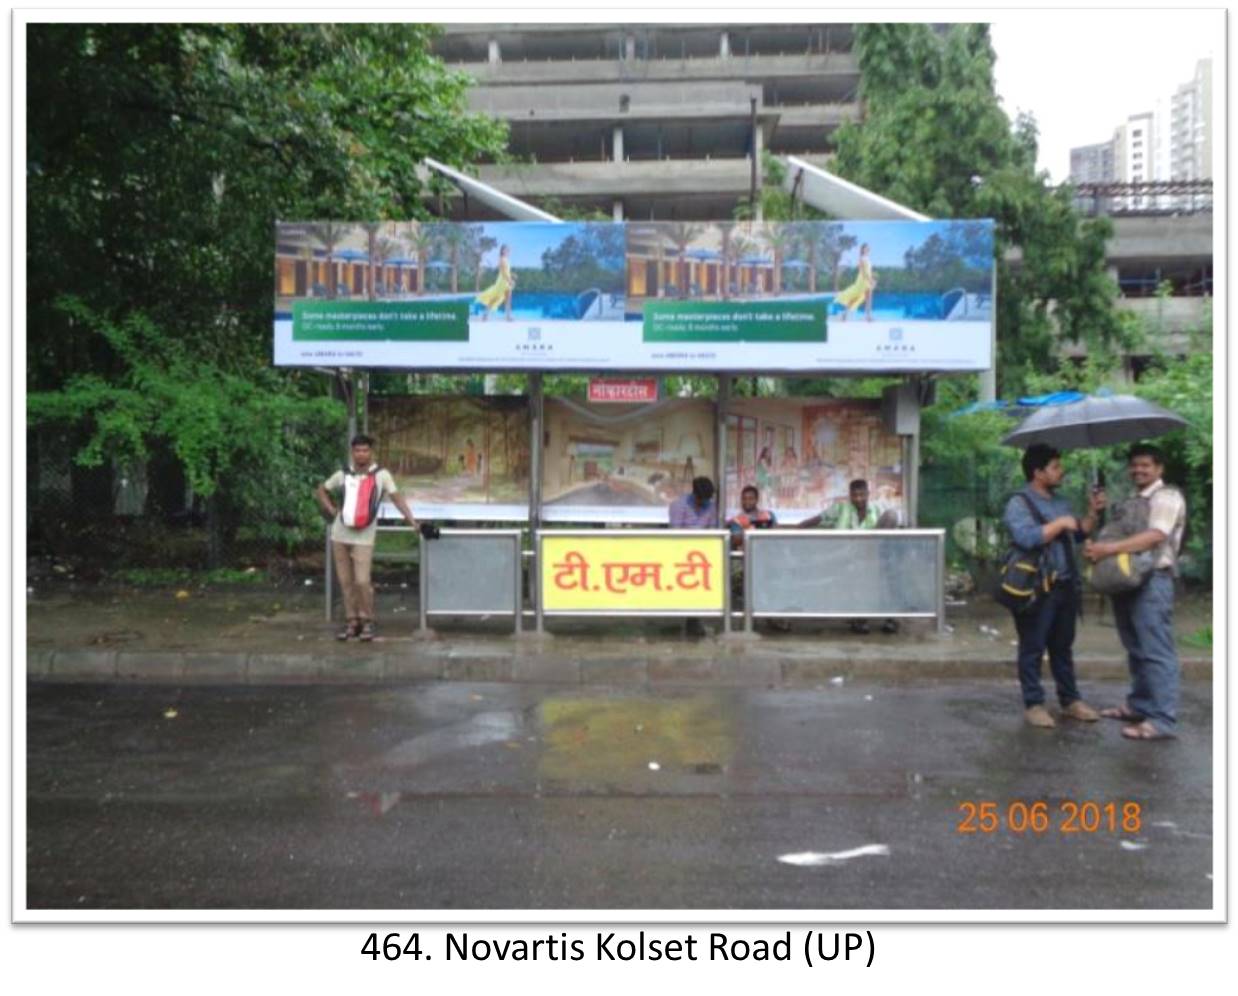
[26, 582, 1213, 687]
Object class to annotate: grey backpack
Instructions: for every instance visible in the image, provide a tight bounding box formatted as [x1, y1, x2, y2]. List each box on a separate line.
[1087, 493, 1164, 594]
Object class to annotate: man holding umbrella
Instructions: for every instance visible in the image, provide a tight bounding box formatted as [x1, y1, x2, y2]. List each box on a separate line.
[1003, 444, 1108, 728]
[1083, 444, 1187, 741]
[1001, 394, 1190, 738]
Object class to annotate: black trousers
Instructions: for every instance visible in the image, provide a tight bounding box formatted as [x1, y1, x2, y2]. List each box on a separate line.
[1013, 582, 1081, 708]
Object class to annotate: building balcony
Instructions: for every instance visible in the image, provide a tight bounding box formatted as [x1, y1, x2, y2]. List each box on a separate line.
[1114, 294, 1211, 336]
[466, 79, 767, 124]
[476, 158, 758, 198]
[453, 50, 860, 90]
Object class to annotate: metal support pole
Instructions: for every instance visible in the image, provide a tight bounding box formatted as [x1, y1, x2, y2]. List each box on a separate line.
[715, 374, 730, 527]
[908, 430, 921, 528]
[324, 524, 333, 621]
[744, 532, 755, 634]
[937, 531, 947, 634]
[721, 535, 731, 634]
[979, 267, 998, 402]
[530, 373, 544, 632]
[534, 534, 545, 634]
[512, 533, 522, 635]
[418, 532, 429, 632]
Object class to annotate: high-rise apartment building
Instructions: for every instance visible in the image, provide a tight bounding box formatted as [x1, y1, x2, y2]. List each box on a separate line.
[432, 24, 861, 220]
[1170, 57, 1212, 182]
[1068, 141, 1116, 184]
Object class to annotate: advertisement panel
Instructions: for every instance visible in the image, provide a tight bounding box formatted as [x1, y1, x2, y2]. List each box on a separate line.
[724, 398, 904, 525]
[542, 399, 715, 524]
[274, 219, 993, 372]
[540, 533, 728, 614]
[368, 396, 530, 521]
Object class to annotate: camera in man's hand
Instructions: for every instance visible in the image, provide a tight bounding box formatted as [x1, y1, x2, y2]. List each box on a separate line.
[419, 523, 441, 540]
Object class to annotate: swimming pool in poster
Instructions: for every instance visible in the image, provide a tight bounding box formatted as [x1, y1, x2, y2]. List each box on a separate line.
[273, 219, 993, 371]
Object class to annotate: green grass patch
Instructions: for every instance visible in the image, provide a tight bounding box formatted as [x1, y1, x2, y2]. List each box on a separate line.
[1182, 625, 1212, 650]
[113, 567, 268, 587]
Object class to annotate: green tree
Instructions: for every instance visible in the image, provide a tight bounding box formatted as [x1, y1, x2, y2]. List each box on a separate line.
[27, 24, 507, 562]
[29, 299, 346, 564]
[28, 24, 507, 386]
[831, 23, 1123, 394]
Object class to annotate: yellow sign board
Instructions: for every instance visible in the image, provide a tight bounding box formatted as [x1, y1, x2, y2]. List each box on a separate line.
[540, 533, 728, 613]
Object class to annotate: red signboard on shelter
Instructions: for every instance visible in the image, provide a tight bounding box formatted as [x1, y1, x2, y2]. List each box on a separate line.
[588, 378, 658, 404]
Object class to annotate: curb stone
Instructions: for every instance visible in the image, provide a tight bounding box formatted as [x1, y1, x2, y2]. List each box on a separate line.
[27, 649, 1212, 686]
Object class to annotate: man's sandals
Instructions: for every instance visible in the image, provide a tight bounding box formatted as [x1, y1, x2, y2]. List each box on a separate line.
[1120, 720, 1173, 741]
[1099, 706, 1144, 722]
[1100, 706, 1174, 741]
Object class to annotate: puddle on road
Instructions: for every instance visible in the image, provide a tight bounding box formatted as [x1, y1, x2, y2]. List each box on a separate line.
[537, 694, 734, 787]
[379, 710, 523, 766]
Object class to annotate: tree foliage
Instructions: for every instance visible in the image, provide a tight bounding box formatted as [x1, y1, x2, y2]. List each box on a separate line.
[27, 23, 508, 386]
[27, 24, 508, 561]
[832, 24, 1126, 393]
[29, 298, 346, 556]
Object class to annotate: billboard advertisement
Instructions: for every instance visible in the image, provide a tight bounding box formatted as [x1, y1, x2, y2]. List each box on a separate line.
[274, 219, 993, 372]
[724, 398, 904, 525]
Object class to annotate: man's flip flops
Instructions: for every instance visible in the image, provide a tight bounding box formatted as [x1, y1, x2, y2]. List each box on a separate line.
[1121, 720, 1174, 741]
[1100, 706, 1145, 722]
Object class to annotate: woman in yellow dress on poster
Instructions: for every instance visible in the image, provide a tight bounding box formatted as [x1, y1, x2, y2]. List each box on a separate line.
[476, 244, 516, 321]
[833, 243, 877, 322]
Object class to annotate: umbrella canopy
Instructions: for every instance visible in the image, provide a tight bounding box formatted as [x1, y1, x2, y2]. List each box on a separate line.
[1002, 394, 1187, 449]
[333, 248, 369, 262]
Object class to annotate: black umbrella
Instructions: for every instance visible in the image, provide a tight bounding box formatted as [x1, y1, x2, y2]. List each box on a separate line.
[1001, 394, 1187, 450]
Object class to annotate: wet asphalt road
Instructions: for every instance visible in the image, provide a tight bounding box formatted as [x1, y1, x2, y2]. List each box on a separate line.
[26, 679, 1213, 910]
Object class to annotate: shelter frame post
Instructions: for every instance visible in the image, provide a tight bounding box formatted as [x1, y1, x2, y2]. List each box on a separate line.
[530, 373, 545, 633]
[324, 524, 333, 621]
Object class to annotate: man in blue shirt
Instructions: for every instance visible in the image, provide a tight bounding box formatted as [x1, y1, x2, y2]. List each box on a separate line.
[1002, 444, 1107, 728]
[668, 476, 717, 529]
[668, 476, 717, 637]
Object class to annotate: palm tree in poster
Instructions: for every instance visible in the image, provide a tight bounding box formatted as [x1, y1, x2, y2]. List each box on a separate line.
[407, 222, 433, 296]
[717, 221, 736, 300]
[439, 225, 467, 294]
[727, 231, 756, 295]
[309, 221, 348, 300]
[370, 237, 400, 298]
[664, 222, 703, 299]
[359, 222, 384, 300]
[762, 224, 797, 295]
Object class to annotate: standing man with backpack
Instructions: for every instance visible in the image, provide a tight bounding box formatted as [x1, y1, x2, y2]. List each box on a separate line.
[1083, 444, 1187, 741]
[316, 434, 430, 642]
[1001, 444, 1108, 728]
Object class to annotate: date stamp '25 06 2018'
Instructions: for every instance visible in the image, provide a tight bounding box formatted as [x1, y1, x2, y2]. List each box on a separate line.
[956, 800, 1143, 835]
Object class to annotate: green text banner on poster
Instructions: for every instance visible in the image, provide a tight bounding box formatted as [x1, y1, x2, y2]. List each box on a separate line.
[274, 219, 994, 371]
[292, 301, 469, 341]
[644, 301, 826, 343]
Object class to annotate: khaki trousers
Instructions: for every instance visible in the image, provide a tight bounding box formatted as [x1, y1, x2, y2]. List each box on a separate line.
[332, 540, 375, 621]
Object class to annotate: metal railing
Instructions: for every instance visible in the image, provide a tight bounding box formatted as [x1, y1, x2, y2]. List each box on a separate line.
[324, 525, 949, 635]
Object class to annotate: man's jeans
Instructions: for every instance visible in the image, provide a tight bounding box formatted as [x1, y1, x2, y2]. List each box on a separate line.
[1013, 582, 1081, 708]
[1111, 571, 1179, 734]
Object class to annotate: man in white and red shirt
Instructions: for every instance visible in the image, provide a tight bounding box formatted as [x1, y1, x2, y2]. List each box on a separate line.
[1084, 444, 1187, 740]
[316, 434, 424, 642]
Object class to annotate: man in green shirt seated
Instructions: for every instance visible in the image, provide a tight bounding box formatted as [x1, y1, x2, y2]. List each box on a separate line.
[800, 478, 897, 634]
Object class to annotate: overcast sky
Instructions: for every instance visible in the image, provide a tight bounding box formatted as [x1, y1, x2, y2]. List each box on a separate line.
[989, 9, 1221, 183]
